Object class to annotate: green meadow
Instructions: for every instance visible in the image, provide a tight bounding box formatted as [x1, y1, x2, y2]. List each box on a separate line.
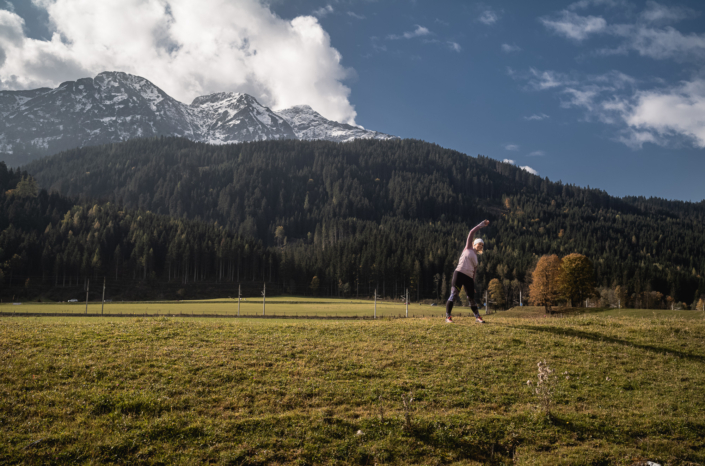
[1, 304, 704, 465]
[0, 298, 452, 319]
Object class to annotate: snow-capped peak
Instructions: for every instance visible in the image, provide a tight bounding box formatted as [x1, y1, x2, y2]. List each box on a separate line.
[0, 71, 397, 165]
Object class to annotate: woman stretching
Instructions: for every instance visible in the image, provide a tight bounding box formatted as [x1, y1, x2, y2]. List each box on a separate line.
[446, 219, 490, 323]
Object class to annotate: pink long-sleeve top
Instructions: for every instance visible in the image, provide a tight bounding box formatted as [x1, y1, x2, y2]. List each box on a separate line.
[455, 221, 486, 279]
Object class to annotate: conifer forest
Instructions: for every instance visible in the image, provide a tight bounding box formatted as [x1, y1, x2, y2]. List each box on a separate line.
[2, 138, 704, 307]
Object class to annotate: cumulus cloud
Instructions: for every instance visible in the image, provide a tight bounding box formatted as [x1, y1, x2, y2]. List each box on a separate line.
[478, 10, 499, 25]
[501, 43, 521, 53]
[388, 25, 431, 40]
[505, 144, 519, 151]
[0, 0, 358, 124]
[503, 158, 515, 164]
[618, 79, 705, 148]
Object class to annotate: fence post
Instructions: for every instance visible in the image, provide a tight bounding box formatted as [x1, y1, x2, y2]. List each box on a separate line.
[85, 279, 89, 315]
[262, 283, 266, 316]
[374, 289, 377, 319]
[406, 288, 408, 317]
[101, 277, 105, 315]
[238, 284, 241, 317]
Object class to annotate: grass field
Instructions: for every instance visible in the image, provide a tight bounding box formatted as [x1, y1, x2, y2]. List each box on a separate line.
[0, 297, 461, 319]
[1, 304, 704, 465]
[502, 306, 705, 321]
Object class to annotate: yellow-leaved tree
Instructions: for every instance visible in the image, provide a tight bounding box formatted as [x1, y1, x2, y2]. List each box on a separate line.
[559, 253, 597, 307]
[488, 278, 506, 310]
[529, 255, 562, 313]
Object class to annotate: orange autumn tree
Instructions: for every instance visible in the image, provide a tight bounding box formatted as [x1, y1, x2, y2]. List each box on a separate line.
[529, 254, 563, 313]
[559, 253, 597, 307]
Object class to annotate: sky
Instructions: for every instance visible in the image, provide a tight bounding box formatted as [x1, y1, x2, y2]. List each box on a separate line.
[1, 0, 704, 202]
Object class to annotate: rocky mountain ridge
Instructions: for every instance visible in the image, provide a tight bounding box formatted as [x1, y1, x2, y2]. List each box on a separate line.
[0, 71, 396, 165]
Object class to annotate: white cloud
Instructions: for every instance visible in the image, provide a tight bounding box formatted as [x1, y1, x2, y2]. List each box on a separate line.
[543, 4, 705, 62]
[3, 1, 15, 13]
[520, 165, 539, 175]
[478, 10, 499, 25]
[447, 41, 461, 52]
[567, 0, 628, 11]
[505, 144, 519, 151]
[640, 1, 694, 25]
[347, 11, 365, 20]
[562, 87, 600, 111]
[541, 10, 607, 41]
[620, 79, 705, 148]
[528, 150, 546, 156]
[527, 68, 572, 90]
[524, 113, 549, 120]
[0, 0, 357, 124]
[518, 63, 705, 149]
[388, 25, 431, 40]
[503, 156, 539, 174]
[313, 5, 333, 18]
[616, 129, 660, 149]
[614, 25, 705, 61]
[501, 43, 521, 53]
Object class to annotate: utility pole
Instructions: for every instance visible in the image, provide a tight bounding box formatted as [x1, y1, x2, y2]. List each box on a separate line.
[374, 289, 377, 319]
[238, 284, 241, 317]
[85, 279, 89, 315]
[405, 288, 409, 317]
[262, 283, 266, 316]
[101, 277, 105, 315]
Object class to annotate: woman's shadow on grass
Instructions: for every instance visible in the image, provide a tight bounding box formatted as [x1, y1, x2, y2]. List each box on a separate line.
[512, 325, 705, 364]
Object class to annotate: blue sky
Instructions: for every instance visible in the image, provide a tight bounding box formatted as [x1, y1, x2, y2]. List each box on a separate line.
[2, 0, 704, 201]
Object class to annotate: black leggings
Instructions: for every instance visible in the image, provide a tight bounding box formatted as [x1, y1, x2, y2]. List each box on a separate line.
[446, 270, 480, 317]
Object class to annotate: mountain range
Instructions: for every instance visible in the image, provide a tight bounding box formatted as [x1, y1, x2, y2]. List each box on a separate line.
[0, 71, 396, 166]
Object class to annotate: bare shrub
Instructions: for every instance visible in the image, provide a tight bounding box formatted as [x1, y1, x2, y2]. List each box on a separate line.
[530, 360, 556, 416]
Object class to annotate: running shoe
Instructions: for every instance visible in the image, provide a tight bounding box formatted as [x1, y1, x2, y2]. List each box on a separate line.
[445, 316, 454, 324]
[475, 316, 485, 324]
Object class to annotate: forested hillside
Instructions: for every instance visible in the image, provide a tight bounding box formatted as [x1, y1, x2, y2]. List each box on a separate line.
[5, 138, 705, 306]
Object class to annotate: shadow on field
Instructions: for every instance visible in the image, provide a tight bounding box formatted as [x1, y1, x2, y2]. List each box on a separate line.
[404, 422, 511, 464]
[514, 326, 705, 364]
